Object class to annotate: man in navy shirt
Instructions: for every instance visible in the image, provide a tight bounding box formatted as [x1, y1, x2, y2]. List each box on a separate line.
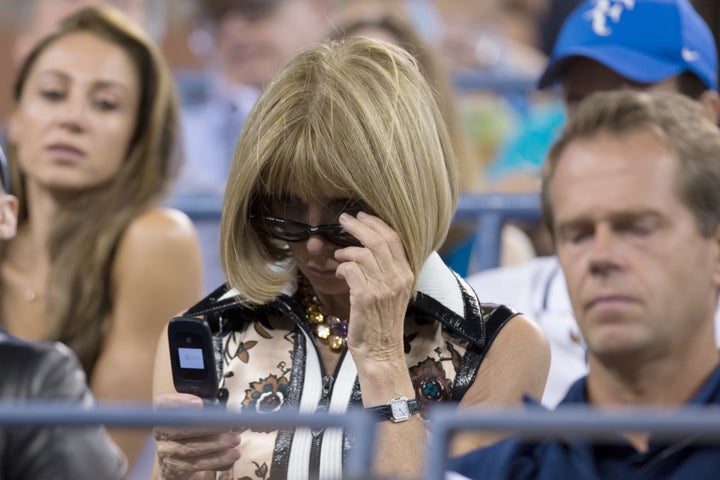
[450, 90, 720, 479]
[467, 0, 720, 409]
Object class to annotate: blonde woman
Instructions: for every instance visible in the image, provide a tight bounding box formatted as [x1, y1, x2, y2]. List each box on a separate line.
[153, 38, 549, 479]
[2, 7, 203, 467]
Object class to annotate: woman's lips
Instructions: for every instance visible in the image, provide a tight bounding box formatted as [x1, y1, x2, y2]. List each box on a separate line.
[46, 144, 85, 163]
[307, 266, 337, 278]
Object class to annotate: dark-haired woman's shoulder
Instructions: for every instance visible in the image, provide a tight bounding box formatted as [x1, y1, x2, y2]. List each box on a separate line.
[110, 206, 204, 315]
[90, 206, 204, 466]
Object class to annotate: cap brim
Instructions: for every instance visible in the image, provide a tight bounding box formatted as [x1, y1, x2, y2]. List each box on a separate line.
[538, 45, 686, 89]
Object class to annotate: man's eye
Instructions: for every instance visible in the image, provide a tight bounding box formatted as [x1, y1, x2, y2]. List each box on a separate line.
[559, 227, 591, 244]
[625, 222, 655, 236]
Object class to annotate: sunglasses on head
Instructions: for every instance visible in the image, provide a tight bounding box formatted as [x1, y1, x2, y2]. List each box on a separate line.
[250, 215, 362, 247]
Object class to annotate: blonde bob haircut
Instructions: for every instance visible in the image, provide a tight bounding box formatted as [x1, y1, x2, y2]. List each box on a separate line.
[221, 37, 459, 304]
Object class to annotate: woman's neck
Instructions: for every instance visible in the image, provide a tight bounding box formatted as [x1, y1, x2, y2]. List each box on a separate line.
[314, 291, 351, 321]
[22, 180, 67, 246]
[7, 180, 64, 276]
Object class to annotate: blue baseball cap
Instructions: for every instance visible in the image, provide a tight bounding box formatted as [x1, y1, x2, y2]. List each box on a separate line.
[538, 0, 718, 91]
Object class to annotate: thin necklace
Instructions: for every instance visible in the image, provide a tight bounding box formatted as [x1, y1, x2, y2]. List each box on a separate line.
[298, 276, 349, 351]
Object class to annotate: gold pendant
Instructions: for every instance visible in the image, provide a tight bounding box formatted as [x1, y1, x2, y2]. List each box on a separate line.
[24, 287, 37, 302]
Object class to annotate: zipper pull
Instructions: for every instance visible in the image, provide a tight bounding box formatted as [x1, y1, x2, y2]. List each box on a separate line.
[312, 375, 335, 436]
[318, 375, 334, 411]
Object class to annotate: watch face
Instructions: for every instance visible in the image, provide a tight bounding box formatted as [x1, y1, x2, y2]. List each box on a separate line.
[390, 398, 410, 421]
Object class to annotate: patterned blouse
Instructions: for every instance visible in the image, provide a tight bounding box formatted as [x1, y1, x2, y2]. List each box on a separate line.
[184, 252, 518, 480]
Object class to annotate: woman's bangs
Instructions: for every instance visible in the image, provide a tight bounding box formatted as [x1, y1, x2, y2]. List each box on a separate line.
[257, 127, 355, 201]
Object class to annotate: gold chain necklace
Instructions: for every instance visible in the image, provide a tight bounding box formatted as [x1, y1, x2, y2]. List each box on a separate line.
[298, 277, 349, 351]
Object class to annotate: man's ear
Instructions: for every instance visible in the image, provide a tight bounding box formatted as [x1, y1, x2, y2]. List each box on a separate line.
[0, 194, 19, 241]
[698, 89, 720, 125]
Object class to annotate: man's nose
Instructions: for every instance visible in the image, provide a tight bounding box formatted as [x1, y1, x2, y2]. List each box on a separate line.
[587, 225, 620, 275]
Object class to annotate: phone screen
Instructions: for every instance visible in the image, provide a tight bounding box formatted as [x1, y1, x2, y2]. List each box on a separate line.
[178, 347, 204, 369]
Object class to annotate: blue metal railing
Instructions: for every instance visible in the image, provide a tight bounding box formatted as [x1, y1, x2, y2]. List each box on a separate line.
[425, 404, 720, 480]
[0, 402, 377, 479]
[4, 402, 720, 479]
[454, 193, 541, 273]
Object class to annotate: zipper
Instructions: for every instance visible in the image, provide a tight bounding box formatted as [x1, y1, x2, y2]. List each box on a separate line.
[318, 375, 335, 412]
[276, 296, 349, 478]
[309, 375, 335, 473]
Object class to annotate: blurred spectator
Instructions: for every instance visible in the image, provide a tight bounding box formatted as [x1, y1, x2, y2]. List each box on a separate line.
[1, 6, 203, 467]
[12, 0, 166, 65]
[176, 0, 331, 195]
[432, 0, 553, 176]
[467, 0, 719, 408]
[0, 330, 128, 480]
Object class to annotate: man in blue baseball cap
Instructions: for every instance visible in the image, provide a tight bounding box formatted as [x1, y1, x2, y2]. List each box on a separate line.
[467, 0, 720, 410]
[541, 0, 718, 118]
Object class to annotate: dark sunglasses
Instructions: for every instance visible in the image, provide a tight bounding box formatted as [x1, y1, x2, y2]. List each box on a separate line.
[250, 215, 362, 247]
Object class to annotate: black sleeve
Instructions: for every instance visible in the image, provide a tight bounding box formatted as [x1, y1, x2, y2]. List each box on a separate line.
[1, 341, 127, 480]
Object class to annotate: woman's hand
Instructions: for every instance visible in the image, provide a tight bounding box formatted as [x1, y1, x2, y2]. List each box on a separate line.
[335, 212, 414, 362]
[153, 393, 241, 480]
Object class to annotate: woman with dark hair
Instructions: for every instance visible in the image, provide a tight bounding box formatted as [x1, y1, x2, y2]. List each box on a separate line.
[2, 6, 203, 466]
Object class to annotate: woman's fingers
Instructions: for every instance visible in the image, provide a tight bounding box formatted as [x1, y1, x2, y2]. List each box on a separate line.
[154, 392, 242, 477]
[157, 437, 241, 478]
[337, 212, 405, 266]
[154, 392, 203, 409]
[335, 211, 413, 298]
[155, 431, 241, 458]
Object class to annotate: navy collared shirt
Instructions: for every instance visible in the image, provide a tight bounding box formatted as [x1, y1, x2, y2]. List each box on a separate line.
[449, 364, 720, 480]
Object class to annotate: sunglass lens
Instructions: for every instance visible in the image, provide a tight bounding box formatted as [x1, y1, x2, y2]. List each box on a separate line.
[265, 220, 307, 242]
[324, 226, 362, 247]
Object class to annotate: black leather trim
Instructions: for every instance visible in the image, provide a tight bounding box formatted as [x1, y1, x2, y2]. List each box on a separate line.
[411, 289, 486, 349]
[483, 304, 520, 347]
[452, 304, 519, 400]
[185, 283, 238, 316]
[449, 285, 486, 401]
[269, 297, 307, 479]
